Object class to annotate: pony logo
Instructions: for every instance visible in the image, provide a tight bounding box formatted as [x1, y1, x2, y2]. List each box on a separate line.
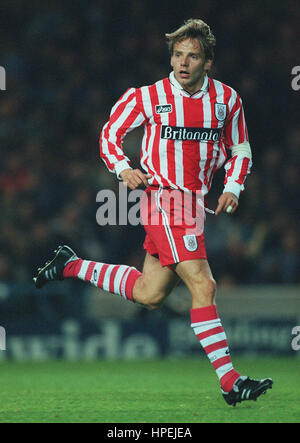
[155, 104, 172, 114]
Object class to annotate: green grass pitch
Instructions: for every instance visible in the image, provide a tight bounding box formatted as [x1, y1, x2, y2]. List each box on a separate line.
[0, 357, 299, 423]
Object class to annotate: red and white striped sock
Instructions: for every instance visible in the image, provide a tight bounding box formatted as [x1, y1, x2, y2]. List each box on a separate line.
[191, 305, 240, 392]
[63, 259, 141, 302]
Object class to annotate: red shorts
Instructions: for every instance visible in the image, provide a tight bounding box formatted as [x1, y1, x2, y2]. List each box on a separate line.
[140, 186, 207, 267]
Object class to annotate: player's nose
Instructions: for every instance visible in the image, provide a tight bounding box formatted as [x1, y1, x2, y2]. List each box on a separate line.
[180, 58, 188, 66]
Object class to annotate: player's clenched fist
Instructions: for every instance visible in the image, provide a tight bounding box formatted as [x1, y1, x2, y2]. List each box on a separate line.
[215, 192, 239, 215]
[120, 168, 152, 190]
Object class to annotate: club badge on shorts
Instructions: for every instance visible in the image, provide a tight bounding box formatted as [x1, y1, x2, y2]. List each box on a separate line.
[215, 103, 227, 121]
[183, 234, 198, 252]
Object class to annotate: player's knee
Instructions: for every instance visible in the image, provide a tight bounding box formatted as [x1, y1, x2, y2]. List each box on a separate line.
[133, 274, 167, 309]
[144, 291, 166, 310]
[145, 300, 162, 310]
[203, 276, 216, 300]
[205, 276, 217, 296]
[136, 290, 165, 310]
[191, 274, 216, 303]
[192, 273, 216, 290]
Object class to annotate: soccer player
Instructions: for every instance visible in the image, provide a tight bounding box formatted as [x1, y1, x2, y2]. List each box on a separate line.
[34, 19, 273, 406]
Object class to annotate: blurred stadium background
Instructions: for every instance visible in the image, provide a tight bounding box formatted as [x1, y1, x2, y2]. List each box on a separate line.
[0, 0, 299, 364]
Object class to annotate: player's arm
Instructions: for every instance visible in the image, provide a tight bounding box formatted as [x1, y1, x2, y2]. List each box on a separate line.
[215, 92, 252, 215]
[99, 88, 148, 182]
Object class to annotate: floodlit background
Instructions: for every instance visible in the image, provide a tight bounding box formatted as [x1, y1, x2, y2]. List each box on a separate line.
[0, 0, 299, 361]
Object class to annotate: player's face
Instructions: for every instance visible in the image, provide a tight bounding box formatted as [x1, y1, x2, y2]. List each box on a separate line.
[171, 38, 212, 94]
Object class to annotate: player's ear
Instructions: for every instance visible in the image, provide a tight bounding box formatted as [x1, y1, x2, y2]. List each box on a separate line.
[204, 58, 213, 72]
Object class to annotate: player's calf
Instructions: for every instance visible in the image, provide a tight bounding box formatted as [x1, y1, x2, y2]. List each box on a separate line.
[191, 304, 241, 393]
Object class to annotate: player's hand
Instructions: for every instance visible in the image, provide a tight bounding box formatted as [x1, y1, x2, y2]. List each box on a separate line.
[120, 168, 152, 190]
[215, 192, 239, 215]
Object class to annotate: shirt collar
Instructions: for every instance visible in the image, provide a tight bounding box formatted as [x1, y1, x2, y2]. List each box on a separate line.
[169, 71, 209, 98]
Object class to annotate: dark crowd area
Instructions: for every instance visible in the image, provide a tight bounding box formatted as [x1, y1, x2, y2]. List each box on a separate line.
[0, 0, 299, 288]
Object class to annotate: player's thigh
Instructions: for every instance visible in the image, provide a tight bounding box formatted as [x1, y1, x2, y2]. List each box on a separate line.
[174, 259, 216, 303]
[133, 253, 180, 309]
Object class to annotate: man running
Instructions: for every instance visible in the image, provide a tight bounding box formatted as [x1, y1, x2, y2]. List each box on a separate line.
[34, 19, 272, 406]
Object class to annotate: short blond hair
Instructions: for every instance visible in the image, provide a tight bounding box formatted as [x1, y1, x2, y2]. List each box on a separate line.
[165, 18, 216, 60]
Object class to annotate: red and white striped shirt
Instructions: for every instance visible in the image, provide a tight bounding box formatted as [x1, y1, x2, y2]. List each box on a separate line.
[100, 72, 252, 196]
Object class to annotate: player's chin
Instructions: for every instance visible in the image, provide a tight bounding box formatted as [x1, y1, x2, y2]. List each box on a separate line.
[176, 73, 191, 83]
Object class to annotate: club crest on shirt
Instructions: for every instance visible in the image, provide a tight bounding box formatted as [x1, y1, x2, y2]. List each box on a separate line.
[183, 234, 198, 252]
[155, 104, 172, 114]
[215, 103, 227, 121]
